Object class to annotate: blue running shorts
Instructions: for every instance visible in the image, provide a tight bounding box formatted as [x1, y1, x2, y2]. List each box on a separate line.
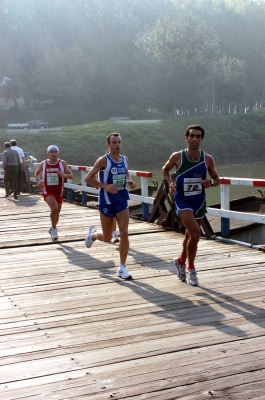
[175, 198, 206, 219]
[99, 201, 129, 217]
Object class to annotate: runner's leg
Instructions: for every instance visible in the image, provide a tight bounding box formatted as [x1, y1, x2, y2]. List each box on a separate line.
[115, 209, 130, 265]
[179, 210, 202, 266]
[45, 195, 60, 227]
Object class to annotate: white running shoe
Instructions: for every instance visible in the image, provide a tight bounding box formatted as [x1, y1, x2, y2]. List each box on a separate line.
[173, 258, 186, 282]
[116, 264, 132, 280]
[85, 226, 97, 248]
[187, 269, 198, 286]
[51, 228, 58, 241]
[48, 227, 52, 234]
[111, 231, 120, 244]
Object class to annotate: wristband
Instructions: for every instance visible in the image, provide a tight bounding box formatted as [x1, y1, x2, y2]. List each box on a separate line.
[209, 179, 214, 187]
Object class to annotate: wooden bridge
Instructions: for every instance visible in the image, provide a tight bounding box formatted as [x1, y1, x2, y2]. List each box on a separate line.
[1, 188, 265, 400]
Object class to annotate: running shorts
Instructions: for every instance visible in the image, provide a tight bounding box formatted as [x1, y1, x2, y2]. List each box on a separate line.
[99, 201, 129, 217]
[175, 198, 206, 219]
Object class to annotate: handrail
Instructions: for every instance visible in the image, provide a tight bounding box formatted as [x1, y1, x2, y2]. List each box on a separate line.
[0, 162, 154, 218]
[207, 177, 265, 237]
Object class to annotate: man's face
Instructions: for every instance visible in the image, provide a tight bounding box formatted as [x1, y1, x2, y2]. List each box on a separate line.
[107, 135, 122, 154]
[47, 149, 59, 161]
[185, 129, 203, 149]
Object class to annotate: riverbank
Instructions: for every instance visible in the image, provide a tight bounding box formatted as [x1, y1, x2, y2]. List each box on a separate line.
[0, 112, 264, 168]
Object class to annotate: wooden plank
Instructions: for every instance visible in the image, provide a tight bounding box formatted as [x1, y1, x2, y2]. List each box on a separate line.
[0, 187, 265, 399]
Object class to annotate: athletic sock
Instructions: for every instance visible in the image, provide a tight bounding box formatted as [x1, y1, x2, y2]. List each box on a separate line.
[188, 265, 195, 271]
[178, 256, 186, 266]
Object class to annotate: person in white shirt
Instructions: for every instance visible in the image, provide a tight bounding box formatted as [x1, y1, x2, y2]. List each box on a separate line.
[10, 139, 25, 196]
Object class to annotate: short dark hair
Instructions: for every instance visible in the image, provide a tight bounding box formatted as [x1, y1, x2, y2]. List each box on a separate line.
[106, 132, 121, 144]
[4, 142, 11, 148]
[185, 124, 205, 139]
[10, 139, 17, 146]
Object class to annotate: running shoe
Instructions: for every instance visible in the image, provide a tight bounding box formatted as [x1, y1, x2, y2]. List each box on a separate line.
[111, 231, 120, 244]
[187, 269, 198, 286]
[85, 226, 97, 248]
[116, 265, 132, 280]
[173, 258, 186, 282]
[51, 227, 58, 241]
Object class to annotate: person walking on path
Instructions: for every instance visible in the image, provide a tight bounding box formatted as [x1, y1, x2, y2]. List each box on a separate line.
[2, 142, 20, 199]
[162, 124, 219, 286]
[34, 145, 73, 241]
[10, 139, 25, 196]
[84, 133, 136, 280]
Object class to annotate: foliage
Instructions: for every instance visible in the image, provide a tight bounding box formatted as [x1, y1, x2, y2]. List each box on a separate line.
[1, 0, 265, 114]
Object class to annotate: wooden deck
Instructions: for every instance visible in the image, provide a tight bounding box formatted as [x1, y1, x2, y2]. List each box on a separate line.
[1, 188, 265, 400]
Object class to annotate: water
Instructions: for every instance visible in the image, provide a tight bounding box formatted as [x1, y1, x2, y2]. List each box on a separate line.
[130, 162, 265, 206]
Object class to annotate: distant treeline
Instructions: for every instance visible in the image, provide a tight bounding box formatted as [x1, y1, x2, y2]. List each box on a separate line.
[1, 0, 265, 116]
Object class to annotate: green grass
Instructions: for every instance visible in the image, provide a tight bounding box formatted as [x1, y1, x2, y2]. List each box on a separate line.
[1, 112, 265, 170]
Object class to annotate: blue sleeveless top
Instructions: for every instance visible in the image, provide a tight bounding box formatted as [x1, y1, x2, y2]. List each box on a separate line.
[174, 150, 207, 202]
[98, 153, 130, 205]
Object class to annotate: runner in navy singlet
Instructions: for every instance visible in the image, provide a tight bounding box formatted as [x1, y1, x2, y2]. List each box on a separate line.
[162, 125, 219, 286]
[84, 133, 136, 280]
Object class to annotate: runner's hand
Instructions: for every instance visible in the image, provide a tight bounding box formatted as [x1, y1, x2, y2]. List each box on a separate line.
[168, 182, 176, 195]
[105, 184, 118, 194]
[127, 181, 136, 189]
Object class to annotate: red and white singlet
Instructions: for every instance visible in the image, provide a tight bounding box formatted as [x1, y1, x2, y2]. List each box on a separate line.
[42, 159, 64, 199]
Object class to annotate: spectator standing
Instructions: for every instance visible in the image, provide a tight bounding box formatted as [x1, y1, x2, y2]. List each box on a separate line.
[10, 139, 25, 196]
[2, 142, 20, 199]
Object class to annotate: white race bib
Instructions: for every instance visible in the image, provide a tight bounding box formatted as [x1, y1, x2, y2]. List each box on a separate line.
[47, 173, 59, 186]
[183, 177, 202, 196]
[113, 174, 125, 190]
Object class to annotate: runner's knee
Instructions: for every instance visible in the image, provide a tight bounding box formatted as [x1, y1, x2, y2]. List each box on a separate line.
[119, 227, 129, 239]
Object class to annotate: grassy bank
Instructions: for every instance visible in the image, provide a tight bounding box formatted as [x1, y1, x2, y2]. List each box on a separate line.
[1, 112, 265, 170]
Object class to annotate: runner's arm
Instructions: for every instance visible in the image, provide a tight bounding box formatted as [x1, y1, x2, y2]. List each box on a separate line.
[85, 156, 113, 193]
[34, 162, 44, 189]
[125, 157, 136, 189]
[202, 154, 220, 188]
[58, 161, 74, 179]
[162, 152, 180, 194]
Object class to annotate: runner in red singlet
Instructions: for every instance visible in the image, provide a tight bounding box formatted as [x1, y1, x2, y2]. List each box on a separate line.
[34, 145, 73, 241]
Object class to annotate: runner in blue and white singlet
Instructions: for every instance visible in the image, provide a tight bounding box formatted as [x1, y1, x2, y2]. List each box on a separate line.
[84, 133, 136, 280]
[98, 153, 130, 208]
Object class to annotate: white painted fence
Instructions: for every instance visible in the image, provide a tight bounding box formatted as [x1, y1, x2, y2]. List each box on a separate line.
[2, 162, 265, 228]
[0, 162, 154, 218]
[207, 177, 265, 237]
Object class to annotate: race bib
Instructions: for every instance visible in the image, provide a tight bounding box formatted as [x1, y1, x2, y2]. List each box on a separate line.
[47, 173, 59, 186]
[113, 174, 125, 190]
[183, 178, 202, 196]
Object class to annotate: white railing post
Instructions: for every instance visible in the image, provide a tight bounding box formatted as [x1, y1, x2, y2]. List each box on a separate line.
[221, 183, 230, 237]
[141, 176, 149, 219]
[81, 170, 87, 204]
